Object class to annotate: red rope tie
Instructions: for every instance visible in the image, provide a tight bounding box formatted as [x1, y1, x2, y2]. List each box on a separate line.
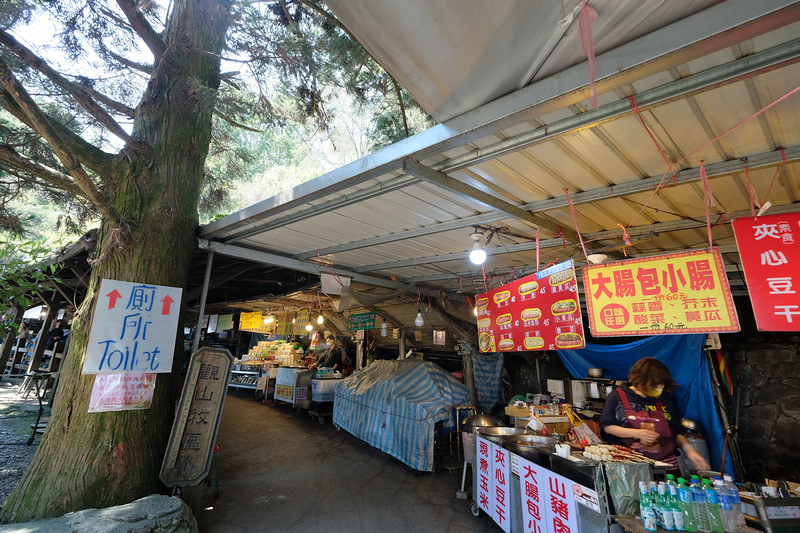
[744, 166, 760, 217]
[712, 213, 732, 230]
[629, 95, 675, 184]
[481, 265, 488, 292]
[763, 148, 787, 205]
[699, 162, 714, 248]
[535, 228, 541, 271]
[579, 2, 599, 109]
[563, 188, 589, 262]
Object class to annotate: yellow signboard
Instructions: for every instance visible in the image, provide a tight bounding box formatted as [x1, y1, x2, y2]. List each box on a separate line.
[294, 309, 311, 334]
[239, 311, 263, 331]
[582, 248, 739, 336]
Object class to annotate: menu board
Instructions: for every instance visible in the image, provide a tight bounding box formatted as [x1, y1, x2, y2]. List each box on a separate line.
[583, 248, 739, 336]
[347, 312, 376, 331]
[476, 260, 585, 352]
[732, 212, 800, 331]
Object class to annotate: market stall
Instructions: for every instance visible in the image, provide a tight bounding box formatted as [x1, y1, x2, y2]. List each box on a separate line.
[333, 359, 470, 472]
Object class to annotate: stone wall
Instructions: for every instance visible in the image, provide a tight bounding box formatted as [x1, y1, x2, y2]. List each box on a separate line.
[726, 332, 800, 483]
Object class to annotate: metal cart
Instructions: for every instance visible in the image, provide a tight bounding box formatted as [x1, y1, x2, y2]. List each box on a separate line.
[308, 378, 337, 423]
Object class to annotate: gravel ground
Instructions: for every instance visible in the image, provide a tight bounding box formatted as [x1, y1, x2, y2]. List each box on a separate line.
[0, 380, 48, 506]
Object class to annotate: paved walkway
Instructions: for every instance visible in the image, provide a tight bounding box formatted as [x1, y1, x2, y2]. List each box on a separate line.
[197, 389, 497, 532]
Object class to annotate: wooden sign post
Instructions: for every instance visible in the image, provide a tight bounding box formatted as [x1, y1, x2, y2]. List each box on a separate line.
[160, 347, 233, 488]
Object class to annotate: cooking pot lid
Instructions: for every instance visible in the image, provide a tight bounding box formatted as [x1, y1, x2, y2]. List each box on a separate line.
[463, 414, 501, 431]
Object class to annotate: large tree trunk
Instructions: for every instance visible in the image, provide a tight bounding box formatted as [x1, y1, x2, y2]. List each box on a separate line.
[1, 1, 231, 522]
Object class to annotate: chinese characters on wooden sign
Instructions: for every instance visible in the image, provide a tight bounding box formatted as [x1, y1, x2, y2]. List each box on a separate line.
[477, 260, 585, 352]
[160, 347, 232, 487]
[83, 279, 183, 374]
[582, 249, 739, 336]
[732, 212, 800, 331]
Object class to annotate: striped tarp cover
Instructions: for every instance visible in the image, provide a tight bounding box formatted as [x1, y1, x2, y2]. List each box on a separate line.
[333, 359, 470, 471]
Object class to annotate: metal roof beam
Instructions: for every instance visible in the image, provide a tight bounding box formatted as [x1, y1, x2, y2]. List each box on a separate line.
[301, 145, 800, 261]
[356, 203, 800, 275]
[402, 158, 581, 243]
[197, 239, 407, 290]
[199, 0, 800, 242]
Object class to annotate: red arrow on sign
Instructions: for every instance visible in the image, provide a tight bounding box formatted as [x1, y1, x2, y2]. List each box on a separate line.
[161, 294, 174, 315]
[106, 289, 122, 310]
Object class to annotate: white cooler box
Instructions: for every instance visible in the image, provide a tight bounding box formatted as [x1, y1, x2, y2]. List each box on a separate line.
[311, 379, 337, 403]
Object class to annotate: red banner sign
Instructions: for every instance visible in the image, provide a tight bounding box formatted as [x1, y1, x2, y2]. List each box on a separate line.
[732, 212, 800, 331]
[476, 261, 585, 352]
[583, 249, 739, 336]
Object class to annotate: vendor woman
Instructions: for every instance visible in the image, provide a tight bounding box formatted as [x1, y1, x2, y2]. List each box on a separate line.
[600, 357, 710, 473]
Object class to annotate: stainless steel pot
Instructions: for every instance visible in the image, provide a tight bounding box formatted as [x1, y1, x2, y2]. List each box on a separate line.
[588, 368, 604, 378]
[463, 413, 501, 433]
[585, 381, 603, 399]
[476, 426, 530, 445]
[504, 434, 559, 464]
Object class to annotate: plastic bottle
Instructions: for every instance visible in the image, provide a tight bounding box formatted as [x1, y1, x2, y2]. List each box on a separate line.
[640, 480, 658, 531]
[658, 481, 676, 530]
[713, 477, 737, 532]
[670, 482, 686, 531]
[691, 475, 711, 532]
[677, 477, 698, 532]
[702, 478, 725, 533]
[723, 475, 745, 527]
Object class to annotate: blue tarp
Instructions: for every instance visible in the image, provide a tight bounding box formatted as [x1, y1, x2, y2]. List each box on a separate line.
[333, 359, 471, 472]
[473, 352, 504, 414]
[557, 335, 733, 475]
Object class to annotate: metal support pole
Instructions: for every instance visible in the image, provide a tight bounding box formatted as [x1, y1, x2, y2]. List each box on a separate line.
[192, 250, 214, 354]
[398, 332, 405, 360]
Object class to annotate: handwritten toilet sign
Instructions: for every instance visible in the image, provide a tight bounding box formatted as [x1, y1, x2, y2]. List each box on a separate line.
[82, 279, 183, 374]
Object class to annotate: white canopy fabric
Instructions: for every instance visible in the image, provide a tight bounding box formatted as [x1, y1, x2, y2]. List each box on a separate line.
[325, 0, 720, 121]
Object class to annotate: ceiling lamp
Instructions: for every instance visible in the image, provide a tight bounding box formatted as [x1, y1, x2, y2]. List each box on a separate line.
[381, 319, 387, 337]
[305, 323, 313, 332]
[317, 313, 324, 325]
[468, 232, 486, 265]
[414, 308, 424, 327]
[473, 306, 478, 317]
[587, 253, 608, 265]
[264, 314, 275, 324]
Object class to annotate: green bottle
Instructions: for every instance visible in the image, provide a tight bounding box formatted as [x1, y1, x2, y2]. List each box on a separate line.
[677, 477, 698, 532]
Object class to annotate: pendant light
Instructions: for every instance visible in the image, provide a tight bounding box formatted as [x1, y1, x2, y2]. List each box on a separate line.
[305, 323, 313, 332]
[414, 308, 424, 327]
[317, 313, 324, 325]
[468, 231, 486, 265]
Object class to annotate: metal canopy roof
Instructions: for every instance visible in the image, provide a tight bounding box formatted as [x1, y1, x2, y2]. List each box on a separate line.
[197, 0, 800, 326]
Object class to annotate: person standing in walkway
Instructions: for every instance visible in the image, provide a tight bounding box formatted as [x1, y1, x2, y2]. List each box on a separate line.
[17, 322, 33, 345]
[310, 334, 345, 371]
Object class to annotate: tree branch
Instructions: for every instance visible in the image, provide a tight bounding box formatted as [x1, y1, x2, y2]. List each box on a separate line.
[75, 80, 135, 118]
[0, 146, 86, 198]
[215, 111, 264, 132]
[115, 0, 166, 60]
[0, 86, 113, 174]
[0, 61, 118, 224]
[0, 29, 133, 142]
[107, 49, 153, 75]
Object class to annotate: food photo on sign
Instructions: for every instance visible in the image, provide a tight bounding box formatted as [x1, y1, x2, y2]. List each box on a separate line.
[476, 260, 585, 352]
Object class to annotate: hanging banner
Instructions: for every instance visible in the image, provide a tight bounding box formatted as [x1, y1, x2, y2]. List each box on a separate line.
[476, 260, 584, 352]
[433, 330, 446, 346]
[321, 273, 350, 295]
[491, 442, 511, 533]
[732, 212, 800, 331]
[239, 311, 263, 331]
[82, 279, 183, 374]
[207, 314, 219, 334]
[583, 248, 739, 336]
[217, 314, 234, 331]
[294, 309, 311, 333]
[347, 311, 376, 331]
[88, 373, 156, 412]
[517, 454, 549, 533]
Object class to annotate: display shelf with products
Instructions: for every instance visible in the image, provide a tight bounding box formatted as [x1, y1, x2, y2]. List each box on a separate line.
[229, 369, 260, 389]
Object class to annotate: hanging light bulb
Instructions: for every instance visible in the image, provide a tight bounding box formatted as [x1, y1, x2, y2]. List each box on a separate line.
[473, 306, 478, 317]
[468, 231, 486, 265]
[317, 313, 324, 325]
[264, 314, 275, 324]
[414, 308, 424, 327]
[381, 319, 387, 337]
[305, 323, 313, 332]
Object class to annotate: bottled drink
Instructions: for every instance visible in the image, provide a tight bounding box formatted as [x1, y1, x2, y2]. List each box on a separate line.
[702, 478, 725, 533]
[677, 478, 698, 532]
[658, 482, 676, 530]
[723, 475, 745, 527]
[670, 482, 686, 531]
[713, 477, 737, 532]
[691, 475, 711, 532]
[640, 480, 658, 531]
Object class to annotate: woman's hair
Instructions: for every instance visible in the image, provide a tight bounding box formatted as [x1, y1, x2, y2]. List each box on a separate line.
[325, 335, 335, 343]
[628, 357, 675, 391]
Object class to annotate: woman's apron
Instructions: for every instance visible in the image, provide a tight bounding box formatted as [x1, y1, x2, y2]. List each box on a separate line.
[618, 391, 676, 461]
